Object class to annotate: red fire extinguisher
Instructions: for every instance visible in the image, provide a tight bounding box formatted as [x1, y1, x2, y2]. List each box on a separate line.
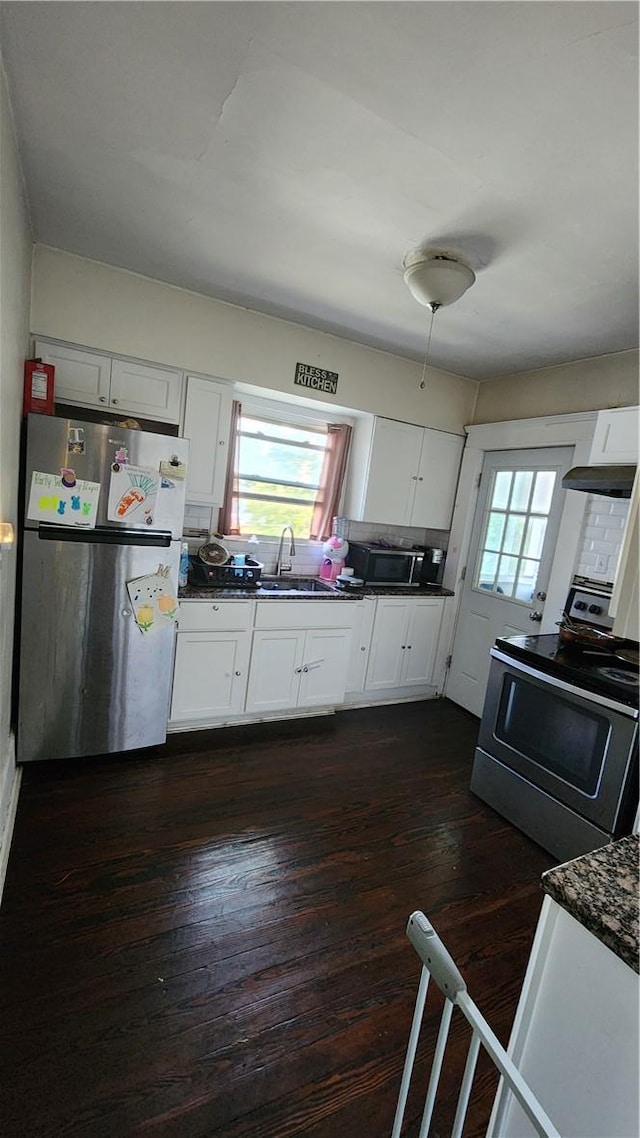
[24, 358, 55, 416]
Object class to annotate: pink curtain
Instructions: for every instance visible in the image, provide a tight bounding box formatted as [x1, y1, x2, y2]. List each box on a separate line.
[309, 423, 352, 541]
[218, 400, 242, 535]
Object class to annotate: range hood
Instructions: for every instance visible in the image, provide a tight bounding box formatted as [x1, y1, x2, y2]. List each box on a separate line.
[561, 464, 636, 498]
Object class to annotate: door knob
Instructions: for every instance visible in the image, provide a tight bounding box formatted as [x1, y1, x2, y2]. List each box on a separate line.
[529, 611, 543, 622]
[536, 591, 547, 601]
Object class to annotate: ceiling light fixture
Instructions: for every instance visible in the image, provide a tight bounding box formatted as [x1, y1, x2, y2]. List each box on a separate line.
[403, 250, 476, 389]
[403, 251, 476, 309]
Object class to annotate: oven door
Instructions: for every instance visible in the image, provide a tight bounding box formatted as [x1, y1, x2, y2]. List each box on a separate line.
[478, 650, 638, 832]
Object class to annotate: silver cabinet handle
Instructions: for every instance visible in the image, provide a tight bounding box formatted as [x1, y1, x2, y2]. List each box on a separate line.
[302, 665, 309, 673]
[401, 645, 406, 649]
[219, 439, 225, 446]
[212, 604, 219, 611]
[235, 670, 242, 676]
[99, 396, 107, 403]
[360, 645, 366, 651]
[122, 608, 131, 617]
[529, 611, 543, 622]
[111, 398, 119, 405]
[407, 645, 412, 649]
[411, 475, 418, 481]
[417, 477, 423, 482]
[295, 666, 302, 674]
[536, 591, 547, 601]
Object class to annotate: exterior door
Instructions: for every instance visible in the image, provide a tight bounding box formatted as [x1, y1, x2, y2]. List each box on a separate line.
[446, 446, 573, 717]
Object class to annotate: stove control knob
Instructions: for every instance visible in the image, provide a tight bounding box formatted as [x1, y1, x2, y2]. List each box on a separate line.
[574, 601, 588, 611]
[588, 604, 602, 615]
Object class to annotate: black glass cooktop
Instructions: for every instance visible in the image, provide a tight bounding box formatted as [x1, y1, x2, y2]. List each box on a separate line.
[495, 633, 640, 710]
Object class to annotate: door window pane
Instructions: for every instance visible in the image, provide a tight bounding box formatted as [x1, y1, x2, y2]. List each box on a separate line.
[486, 511, 507, 550]
[511, 471, 533, 511]
[532, 471, 556, 514]
[473, 465, 558, 604]
[496, 554, 519, 594]
[524, 516, 547, 560]
[478, 550, 499, 588]
[503, 515, 525, 556]
[515, 559, 539, 602]
[492, 471, 512, 510]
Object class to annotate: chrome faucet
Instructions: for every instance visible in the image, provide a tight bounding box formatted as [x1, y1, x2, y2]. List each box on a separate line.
[275, 525, 296, 575]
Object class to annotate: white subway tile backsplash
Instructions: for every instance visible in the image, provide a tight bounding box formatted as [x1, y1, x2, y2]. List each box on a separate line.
[575, 494, 629, 582]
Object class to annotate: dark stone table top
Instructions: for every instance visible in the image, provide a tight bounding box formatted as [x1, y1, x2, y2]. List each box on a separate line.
[542, 834, 639, 972]
[179, 582, 454, 601]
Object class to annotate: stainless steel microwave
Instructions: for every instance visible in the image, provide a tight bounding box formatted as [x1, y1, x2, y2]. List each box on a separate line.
[345, 541, 429, 586]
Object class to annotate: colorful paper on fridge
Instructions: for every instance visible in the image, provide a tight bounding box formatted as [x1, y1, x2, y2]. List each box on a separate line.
[126, 566, 178, 634]
[27, 471, 101, 527]
[108, 464, 159, 525]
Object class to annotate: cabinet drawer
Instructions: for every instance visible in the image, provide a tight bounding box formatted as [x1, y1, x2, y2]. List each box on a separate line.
[177, 599, 253, 632]
[254, 599, 357, 630]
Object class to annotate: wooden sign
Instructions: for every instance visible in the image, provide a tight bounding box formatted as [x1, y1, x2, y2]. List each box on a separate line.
[294, 362, 339, 395]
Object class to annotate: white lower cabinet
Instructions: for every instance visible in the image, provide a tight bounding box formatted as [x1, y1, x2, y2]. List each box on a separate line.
[365, 597, 442, 691]
[170, 631, 250, 721]
[246, 627, 352, 713]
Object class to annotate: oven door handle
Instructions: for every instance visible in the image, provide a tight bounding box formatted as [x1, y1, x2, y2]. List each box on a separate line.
[490, 648, 639, 720]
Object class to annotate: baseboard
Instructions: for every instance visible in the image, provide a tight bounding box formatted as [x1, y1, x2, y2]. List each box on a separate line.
[0, 743, 21, 905]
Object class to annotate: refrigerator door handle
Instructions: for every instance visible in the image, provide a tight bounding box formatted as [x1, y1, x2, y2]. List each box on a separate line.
[36, 525, 173, 548]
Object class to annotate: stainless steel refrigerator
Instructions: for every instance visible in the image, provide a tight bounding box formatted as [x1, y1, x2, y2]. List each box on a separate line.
[17, 413, 189, 763]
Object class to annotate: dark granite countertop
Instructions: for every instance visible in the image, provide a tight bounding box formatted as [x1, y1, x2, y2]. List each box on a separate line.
[179, 582, 454, 601]
[542, 834, 639, 973]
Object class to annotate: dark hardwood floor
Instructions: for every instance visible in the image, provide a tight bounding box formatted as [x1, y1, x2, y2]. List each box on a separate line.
[0, 700, 552, 1137]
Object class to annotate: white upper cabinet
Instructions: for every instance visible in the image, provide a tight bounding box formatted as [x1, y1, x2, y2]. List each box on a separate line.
[360, 417, 464, 529]
[589, 407, 639, 465]
[109, 359, 182, 423]
[35, 339, 183, 423]
[182, 376, 233, 506]
[35, 340, 111, 408]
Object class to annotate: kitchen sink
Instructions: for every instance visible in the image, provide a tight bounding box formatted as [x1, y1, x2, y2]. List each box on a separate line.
[258, 576, 334, 594]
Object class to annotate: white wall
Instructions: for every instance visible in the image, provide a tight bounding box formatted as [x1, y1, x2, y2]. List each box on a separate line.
[473, 350, 639, 424]
[0, 54, 32, 887]
[30, 245, 478, 435]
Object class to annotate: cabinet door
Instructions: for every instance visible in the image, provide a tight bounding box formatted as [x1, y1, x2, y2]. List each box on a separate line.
[170, 631, 250, 721]
[109, 359, 183, 423]
[35, 340, 111, 409]
[297, 628, 352, 708]
[365, 598, 409, 690]
[245, 630, 304, 713]
[361, 418, 422, 525]
[411, 428, 465, 528]
[401, 600, 442, 686]
[346, 597, 376, 694]
[589, 407, 639, 464]
[182, 376, 233, 506]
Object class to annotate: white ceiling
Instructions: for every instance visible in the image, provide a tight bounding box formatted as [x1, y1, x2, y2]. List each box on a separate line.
[1, 1, 638, 380]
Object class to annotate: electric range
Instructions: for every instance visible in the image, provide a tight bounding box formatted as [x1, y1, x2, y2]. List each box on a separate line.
[470, 578, 639, 861]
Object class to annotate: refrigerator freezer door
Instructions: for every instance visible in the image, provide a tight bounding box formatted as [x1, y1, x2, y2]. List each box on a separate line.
[17, 530, 179, 762]
[24, 414, 189, 538]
